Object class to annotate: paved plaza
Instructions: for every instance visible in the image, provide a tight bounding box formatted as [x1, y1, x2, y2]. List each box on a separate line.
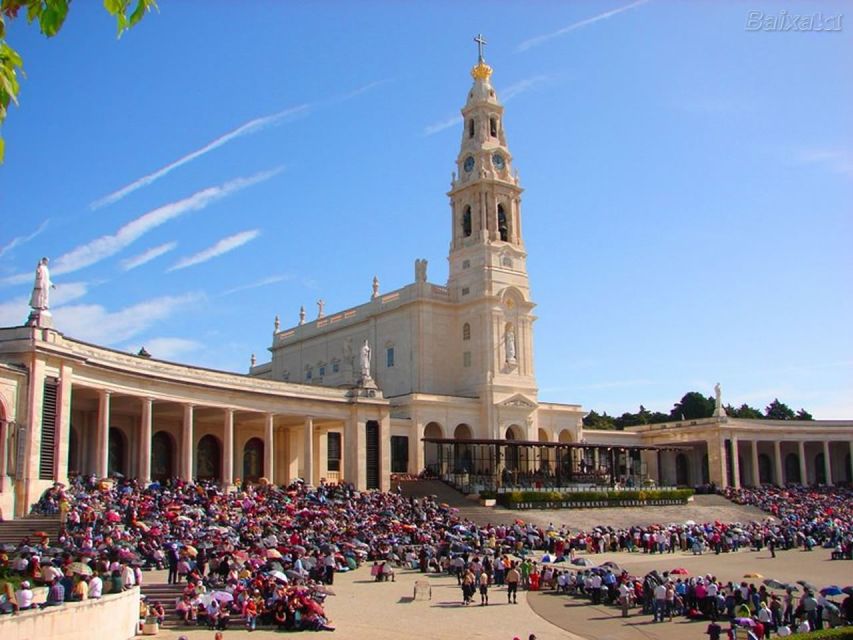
[150, 498, 849, 640]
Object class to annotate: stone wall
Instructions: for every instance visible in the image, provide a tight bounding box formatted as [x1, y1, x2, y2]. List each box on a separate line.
[0, 586, 140, 640]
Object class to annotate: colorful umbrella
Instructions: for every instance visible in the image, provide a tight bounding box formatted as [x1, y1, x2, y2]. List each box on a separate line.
[266, 548, 282, 559]
[69, 562, 93, 576]
[671, 568, 689, 575]
[743, 573, 763, 579]
[820, 586, 843, 597]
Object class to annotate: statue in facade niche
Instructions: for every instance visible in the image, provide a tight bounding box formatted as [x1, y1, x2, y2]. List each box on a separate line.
[505, 325, 517, 363]
[360, 339, 371, 378]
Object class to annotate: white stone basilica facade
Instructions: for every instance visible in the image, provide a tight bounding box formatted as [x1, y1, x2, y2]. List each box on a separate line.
[1, 49, 851, 519]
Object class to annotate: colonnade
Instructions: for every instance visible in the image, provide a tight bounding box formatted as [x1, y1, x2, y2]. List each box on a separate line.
[724, 433, 852, 489]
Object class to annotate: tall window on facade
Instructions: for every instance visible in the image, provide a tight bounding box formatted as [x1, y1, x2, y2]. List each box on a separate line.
[386, 347, 395, 367]
[490, 117, 497, 137]
[462, 206, 472, 237]
[327, 432, 341, 472]
[497, 204, 508, 241]
[468, 118, 475, 138]
[463, 351, 472, 368]
[462, 322, 471, 341]
[391, 436, 409, 473]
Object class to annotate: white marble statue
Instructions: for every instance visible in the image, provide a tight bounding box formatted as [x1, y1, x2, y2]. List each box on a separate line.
[29, 257, 54, 310]
[415, 258, 428, 283]
[317, 299, 325, 319]
[299, 305, 306, 325]
[372, 275, 379, 299]
[506, 325, 517, 363]
[360, 339, 371, 378]
[714, 382, 727, 417]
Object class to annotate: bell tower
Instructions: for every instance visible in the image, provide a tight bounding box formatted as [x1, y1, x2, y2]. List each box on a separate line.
[447, 36, 538, 419]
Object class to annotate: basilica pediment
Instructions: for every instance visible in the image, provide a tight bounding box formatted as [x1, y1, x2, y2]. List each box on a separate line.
[497, 394, 538, 409]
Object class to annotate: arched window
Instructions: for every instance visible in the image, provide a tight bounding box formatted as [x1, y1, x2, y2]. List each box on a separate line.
[468, 119, 475, 138]
[784, 452, 800, 483]
[108, 427, 126, 477]
[490, 117, 497, 137]
[151, 431, 174, 481]
[462, 322, 471, 341]
[462, 206, 472, 237]
[243, 437, 264, 481]
[497, 204, 508, 241]
[196, 435, 222, 481]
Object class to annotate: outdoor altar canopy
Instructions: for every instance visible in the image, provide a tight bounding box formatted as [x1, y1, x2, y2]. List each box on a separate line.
[422, 437, 689, 495]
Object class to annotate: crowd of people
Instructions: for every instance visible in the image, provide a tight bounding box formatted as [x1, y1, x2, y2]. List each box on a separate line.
[0, 478, 850, 636]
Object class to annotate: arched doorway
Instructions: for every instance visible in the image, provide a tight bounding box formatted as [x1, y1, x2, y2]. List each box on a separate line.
[196, 435, 222, 481]
[784, 453, 800, 483]
[243, 437, 264, 481]
[151, 431, 174, 481]
[108, 427, 126, 477]
[815, 453, 826, 485]
[423, 422, 443, 473]
[758, 454, 772, 485]
[453, 424, 472, 473]
[675, 453, 690, 486]
[504, 425, 524, 472]
[68, 425, 79, 475]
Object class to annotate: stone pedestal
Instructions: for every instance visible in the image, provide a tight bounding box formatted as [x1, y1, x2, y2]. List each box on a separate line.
[26, 309, 53, 328]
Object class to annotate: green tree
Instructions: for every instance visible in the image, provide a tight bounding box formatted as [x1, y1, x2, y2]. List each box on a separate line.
[670, 391, 714, 420]
[764, 398, 796, 420]
[725, 403, 764, 419]
[583, 410, 617, 430]
[795, 408, 813, 421]
[0, 0, 156, 161]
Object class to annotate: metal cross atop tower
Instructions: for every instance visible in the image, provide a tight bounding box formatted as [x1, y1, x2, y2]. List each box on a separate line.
[474, 33, 487, 62]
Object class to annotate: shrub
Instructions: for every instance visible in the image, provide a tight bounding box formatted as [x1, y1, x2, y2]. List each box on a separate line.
[496, 487, 694, 508]
[788, 629, 853, 640]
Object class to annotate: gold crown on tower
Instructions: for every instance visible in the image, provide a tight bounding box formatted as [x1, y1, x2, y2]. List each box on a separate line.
[471, 61, 493, 80]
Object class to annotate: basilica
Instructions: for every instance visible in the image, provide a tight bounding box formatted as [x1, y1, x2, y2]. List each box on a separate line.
[1, 46, 850, 519]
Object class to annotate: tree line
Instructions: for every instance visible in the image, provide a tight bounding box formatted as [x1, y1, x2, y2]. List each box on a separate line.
[583, 392, 813, 431]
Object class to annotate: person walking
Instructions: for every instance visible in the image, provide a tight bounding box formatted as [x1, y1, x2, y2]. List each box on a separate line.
[479, 571, 490, 606]
[506, 562, 520, 604]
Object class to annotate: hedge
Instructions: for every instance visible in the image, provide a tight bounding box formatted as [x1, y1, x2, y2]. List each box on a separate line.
[788, 629, 853, 640]
[496, 488, 694, 509]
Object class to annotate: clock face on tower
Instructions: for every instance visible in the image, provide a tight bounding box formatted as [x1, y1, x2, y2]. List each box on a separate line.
[463, 156, 475, 173]
[492, 153, 505, 170]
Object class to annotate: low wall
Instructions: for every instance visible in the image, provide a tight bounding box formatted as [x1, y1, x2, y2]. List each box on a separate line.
[0, 586, 140, 640]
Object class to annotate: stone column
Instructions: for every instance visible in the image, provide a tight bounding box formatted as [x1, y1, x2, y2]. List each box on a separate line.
[222, 409, 234, 487]
[750, 440, 761, 487]
[731, 434, 740, 489]
[303, 416, 314, 485]
[181, 404, 194, 481]
[264, 413, 275, 482]
[344, 412, 367, 490]
[822, 441, 832, 486]
[797, 441, 807, 485]
[139, 398, 152, 484]
[97, 390, 110, 479]
[773, 440, 783, 486]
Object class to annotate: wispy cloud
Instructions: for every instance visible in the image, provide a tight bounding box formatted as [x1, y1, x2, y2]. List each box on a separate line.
[517, 0, 649, 52]
[795, 149, 853, 178]
[423, 115, 463, 137]
[501, 75, 552, 103]
[7, 168, 283, 281]
[53, 293, 203, 345]
[0, 220, 50, 259]
[220, 274, 292, 296]
[90, 107, 308, 209]
[0, 281, 90, 326]
[168, 230, 260, 272]
[123, 337, 203, 361]
[122, 242, 178, 271]
[327, 79, 392, 104]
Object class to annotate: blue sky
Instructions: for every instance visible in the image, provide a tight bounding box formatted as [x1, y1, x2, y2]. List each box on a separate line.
[1, 1, 851, 418]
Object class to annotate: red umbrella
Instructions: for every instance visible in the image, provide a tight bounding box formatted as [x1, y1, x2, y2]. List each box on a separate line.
[671, 568, 689, 575]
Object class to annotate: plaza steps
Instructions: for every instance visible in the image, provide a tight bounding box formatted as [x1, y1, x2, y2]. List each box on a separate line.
[398, 479, 515, 526]
[0, 514, 61, 545]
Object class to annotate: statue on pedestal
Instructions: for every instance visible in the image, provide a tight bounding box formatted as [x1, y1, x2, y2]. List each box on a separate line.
[27, 257, 55, 327]
[714, 382, 727, 417]
[372, 276, 379, 299]
[414, 258, 428, 283]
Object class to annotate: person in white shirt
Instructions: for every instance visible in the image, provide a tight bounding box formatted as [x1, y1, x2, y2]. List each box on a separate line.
[16, 581, 34, 610]
[122, 563, 136, 588]
[89, 573, 104, 599]
[796, 620, 811, 634]
[653, 583, 667, 621]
